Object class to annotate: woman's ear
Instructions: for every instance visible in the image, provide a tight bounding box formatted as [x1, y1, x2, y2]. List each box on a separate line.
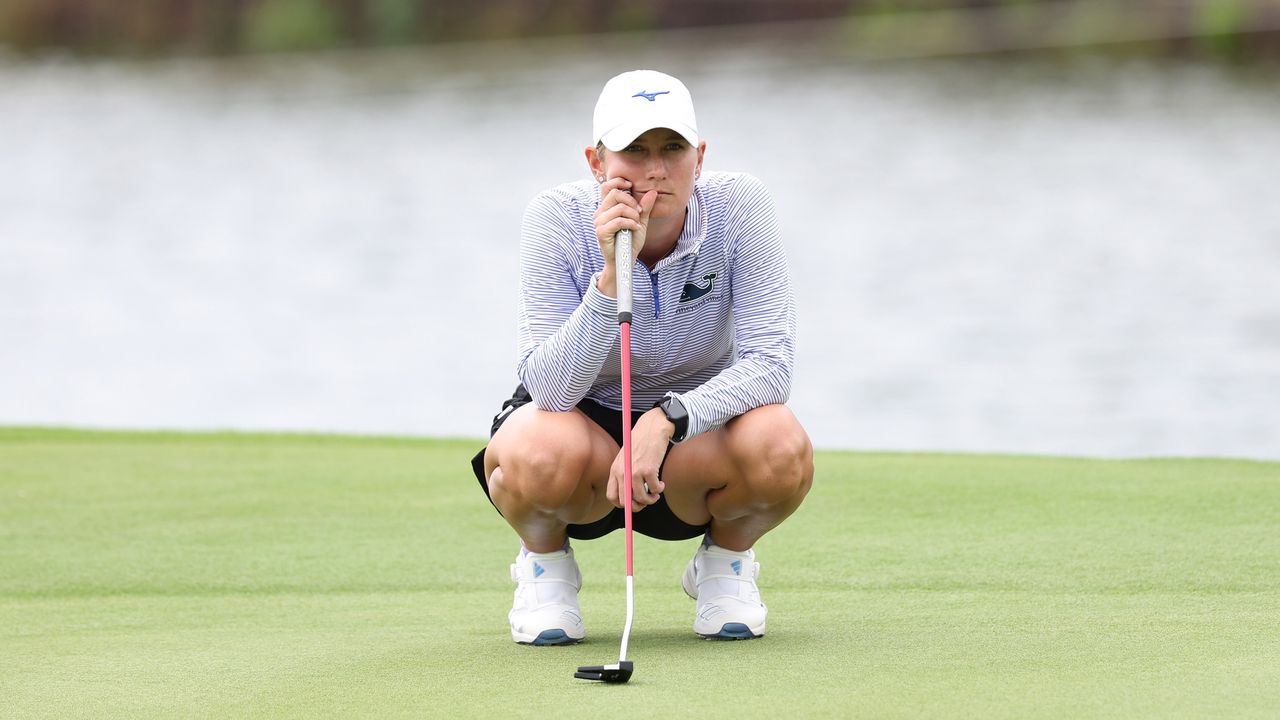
[584, 146, 604, 182]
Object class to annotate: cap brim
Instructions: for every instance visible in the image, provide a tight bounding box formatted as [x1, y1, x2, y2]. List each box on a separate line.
[599, 121, 699, 152]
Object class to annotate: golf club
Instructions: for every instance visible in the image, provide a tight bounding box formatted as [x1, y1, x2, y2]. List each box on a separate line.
[574, 227, 636, 685]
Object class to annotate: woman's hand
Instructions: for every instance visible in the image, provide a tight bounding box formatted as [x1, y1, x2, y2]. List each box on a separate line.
[605, 408, 676, 512]
[594, 177, 657, 297]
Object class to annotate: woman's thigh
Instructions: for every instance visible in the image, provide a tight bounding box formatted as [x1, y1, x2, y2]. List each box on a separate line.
[485, 404, 616, 478]
[658, 404, 810, 526]
[483, 403, 621, 525]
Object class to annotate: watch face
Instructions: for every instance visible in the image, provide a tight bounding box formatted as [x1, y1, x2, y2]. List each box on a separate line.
[662, 398, 680, 418]
[662, 397, 688, 440]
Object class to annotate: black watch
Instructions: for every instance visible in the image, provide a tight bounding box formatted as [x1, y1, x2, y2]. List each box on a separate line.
[654, 395, 689, 443]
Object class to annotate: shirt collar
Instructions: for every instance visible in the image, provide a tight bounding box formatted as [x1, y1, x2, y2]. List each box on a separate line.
[653, 183, 706, 272]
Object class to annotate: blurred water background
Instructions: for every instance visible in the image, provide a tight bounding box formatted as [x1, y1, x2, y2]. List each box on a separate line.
[3, 1, 1279, 459]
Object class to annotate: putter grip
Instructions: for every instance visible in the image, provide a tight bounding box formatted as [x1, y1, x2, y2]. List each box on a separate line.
[615, 229, 633, 324]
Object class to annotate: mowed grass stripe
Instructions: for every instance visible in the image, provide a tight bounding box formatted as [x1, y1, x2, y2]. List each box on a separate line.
[1, 428, 1277, 719]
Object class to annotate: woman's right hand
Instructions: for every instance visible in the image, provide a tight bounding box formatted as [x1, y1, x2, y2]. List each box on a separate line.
[593, 177, 657, 298]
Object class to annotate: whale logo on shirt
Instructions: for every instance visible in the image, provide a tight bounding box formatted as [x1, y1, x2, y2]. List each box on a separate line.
[632, 90, 670, 102]
[680, 273, 717, 302]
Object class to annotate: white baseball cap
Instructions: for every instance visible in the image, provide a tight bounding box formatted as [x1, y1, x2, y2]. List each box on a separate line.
[592, 70, 699, 152]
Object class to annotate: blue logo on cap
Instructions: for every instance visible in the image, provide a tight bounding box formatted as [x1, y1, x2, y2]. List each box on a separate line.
[632, 90, 670, 102]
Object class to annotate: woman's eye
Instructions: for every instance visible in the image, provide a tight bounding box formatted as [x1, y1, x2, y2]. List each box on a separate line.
[665, 143, 686, 151]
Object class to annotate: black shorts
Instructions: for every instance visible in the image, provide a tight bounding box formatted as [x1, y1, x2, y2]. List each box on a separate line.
[470, 384, 709, 542]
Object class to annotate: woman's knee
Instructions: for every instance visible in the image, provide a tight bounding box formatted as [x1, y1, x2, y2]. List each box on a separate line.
[731, 405, 814, 502]
[488, 408, 600, 506]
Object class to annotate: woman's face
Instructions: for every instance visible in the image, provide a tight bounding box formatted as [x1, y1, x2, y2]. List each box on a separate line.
[592, 128, 706, 220]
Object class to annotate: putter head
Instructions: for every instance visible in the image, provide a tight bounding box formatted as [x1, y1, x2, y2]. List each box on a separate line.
[574, 661, 634, 684]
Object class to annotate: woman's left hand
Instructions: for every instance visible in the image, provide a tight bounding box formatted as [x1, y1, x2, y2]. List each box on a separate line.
[605, 408, 675, 512]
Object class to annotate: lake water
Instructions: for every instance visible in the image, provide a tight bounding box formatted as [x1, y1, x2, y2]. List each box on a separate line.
[3, 34, 1278, 459]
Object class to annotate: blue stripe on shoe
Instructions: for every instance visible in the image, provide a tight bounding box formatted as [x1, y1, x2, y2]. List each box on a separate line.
[530, 629, 577, 646]
[705, 623, 758, 640]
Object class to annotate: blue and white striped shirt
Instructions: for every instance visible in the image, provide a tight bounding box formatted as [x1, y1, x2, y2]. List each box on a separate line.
[516, 171, 796, 441]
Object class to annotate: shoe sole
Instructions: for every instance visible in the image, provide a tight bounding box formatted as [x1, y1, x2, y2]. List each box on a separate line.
[698, 622, 764, 640]
[514, 628, 583, 646]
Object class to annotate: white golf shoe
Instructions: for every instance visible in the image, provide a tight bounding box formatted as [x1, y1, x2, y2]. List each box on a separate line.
[682, 542, 767, 639]
[508, 547, 585, 645]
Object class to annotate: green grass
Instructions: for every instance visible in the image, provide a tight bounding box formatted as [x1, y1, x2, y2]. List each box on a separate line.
[2, 428, 1277, 719]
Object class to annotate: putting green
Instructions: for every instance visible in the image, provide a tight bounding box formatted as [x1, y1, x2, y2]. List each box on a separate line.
[2, 428, 1277, 719]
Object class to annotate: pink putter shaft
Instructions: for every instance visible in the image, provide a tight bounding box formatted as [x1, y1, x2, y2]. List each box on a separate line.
[620, 321, 633, 576]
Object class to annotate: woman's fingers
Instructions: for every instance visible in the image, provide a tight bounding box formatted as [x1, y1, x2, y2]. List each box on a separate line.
[638, 189, 658, 222]
[607, 445, 664, 512]
[605, 463, 622, 508]
[598, 201, 641, 227]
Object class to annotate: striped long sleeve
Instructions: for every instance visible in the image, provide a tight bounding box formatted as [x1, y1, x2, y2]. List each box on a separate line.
[515, 188, 619, 409]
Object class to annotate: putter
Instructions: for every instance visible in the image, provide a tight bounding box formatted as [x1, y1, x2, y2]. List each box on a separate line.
[574, 227, 636, 685]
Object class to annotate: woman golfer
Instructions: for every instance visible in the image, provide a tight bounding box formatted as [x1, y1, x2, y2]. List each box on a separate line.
[471, 69, 813, 644]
